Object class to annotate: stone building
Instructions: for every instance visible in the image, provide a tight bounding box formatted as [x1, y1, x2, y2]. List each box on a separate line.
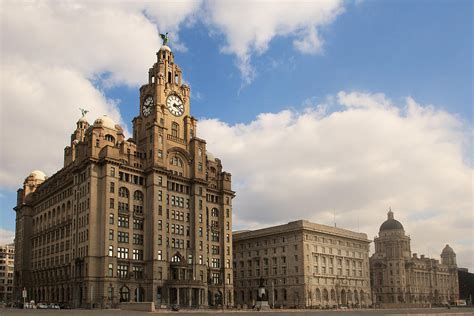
[13, 44, 234, 308]
[233, 220, 372, 309]
[0, 243, 15, 302]
[370, 210, 459, 308]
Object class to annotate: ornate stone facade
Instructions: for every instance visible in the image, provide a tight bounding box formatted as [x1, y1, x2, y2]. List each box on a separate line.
[370, 210, 459, 308]
[233, 220, 372, 309]
[13, 45, 234, 308]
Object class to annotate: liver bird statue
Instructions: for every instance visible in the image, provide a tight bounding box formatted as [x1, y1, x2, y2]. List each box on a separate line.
[160, 32, 169, 46]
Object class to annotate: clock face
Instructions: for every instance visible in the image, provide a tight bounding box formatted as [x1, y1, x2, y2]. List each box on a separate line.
[142, 96, 154, 117]
[166, 95, 184, 116]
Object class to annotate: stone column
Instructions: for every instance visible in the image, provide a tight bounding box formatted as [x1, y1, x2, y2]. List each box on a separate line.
[177, 288, 180, 305]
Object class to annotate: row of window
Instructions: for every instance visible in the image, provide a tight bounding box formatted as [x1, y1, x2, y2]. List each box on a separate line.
[108, 246, 144, 260]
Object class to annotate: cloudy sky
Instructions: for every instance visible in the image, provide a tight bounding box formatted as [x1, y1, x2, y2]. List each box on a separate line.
[0, 1, 472, 269]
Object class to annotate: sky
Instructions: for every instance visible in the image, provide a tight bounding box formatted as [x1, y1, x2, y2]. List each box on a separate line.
[0, 0, 472, 269]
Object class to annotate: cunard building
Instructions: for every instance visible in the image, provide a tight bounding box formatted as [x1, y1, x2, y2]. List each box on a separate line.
[13, 43, 235, 308]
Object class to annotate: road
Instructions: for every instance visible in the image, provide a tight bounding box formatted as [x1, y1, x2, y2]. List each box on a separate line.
[1, 307, 474, 316]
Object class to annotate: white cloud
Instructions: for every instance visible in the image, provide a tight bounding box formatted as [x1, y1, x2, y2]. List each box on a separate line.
[204, 0, 344, 85]
[0, 228, 15, 245]
[0, 1, 200, 188]
[199, 91, 473, 270]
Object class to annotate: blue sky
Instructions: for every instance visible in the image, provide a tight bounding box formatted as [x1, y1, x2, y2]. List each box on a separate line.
[102, 0, 472, 128]
[1, 0, 472, 268]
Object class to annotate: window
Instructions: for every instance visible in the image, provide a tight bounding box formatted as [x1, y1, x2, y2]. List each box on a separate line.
[118, 247, 129, 259]
[110, 182, 115, 193]
[133, 218, 144, 230]
[157, 250, 162, 260]
[109, 198, 114, 209]
[133, 249, 144, 260]
[108, 246, 113, 257]
[109, 213, 114, 224]
[133, 234, 143, 245]
[119, 187, 129, 198]
[110, 167, 116, 177]
[118, 231, 129, 243]
[109, 229, 114, 240]
[108, 263, 113, 277]
[117, 265, 128, 278]
[133, 190, 143, 201]
[118, 216, 129, 228]
[171, 122, 179, 137]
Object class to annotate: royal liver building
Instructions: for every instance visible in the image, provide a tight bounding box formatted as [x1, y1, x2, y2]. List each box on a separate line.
[14, 43, 235, 308]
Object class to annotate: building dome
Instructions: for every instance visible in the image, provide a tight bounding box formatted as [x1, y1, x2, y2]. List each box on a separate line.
[207, 151, 216, 161]
[379, 209, 404, 231]
[442, 244, 455, 255]
[94, 115, 117, 130]
[29, 170, 46, 181]
[160, 45, 171, 52]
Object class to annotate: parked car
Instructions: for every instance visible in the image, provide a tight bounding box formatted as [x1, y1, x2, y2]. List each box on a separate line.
[59, 303, 71, 309]
[50, 303, 60, 309]
[37, 303, 48, 309]
[339, 304, 349, 309]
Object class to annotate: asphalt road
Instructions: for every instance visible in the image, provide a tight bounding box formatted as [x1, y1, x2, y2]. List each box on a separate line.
[1, 307, 474, 316]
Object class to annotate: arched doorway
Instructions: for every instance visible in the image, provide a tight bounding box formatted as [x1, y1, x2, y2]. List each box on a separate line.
[322, 289, 329, 305]
[214, 291, 222, 306]
[341, 289, 347, 304]
[120, 286, 130, 302]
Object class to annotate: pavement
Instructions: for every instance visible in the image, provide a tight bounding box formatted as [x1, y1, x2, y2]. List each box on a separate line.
[0, 307, 473, 316]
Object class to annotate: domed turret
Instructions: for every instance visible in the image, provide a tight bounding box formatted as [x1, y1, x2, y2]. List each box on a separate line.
[94, 115, 117, 130]
[28, 170, 46, 181]
[379, 209, 404, 232]
[441, 244, 456, 266]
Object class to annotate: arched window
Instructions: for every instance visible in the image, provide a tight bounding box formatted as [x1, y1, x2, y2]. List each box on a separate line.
[133, 190, 143, 201]
[105, 134, 115, 143]
[171, 122, 179, 137]
[211, 208, 219, 217]
[118, 187, 129, 198]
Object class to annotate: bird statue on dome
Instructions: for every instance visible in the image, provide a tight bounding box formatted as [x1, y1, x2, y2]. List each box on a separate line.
[79, 108, 89, 117]
[160, 32, 169, 46]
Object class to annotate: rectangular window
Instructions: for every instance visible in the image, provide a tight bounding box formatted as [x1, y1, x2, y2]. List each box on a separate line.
[118, 231, 129, 243]
[132, 249, 144, 260]
[109, 229, 114, 240]
[133, 234, 144, 245]
[109, 198, 114, 209]
[110, 167, 115, 177]
[117, 264, 128, 278]
[110, 182, 115, 193]
[108, 246, 113, 257]
[117, 247, 129, 259]
[108, 263, 113, 277]
[109, 213, 114, 224]
[118, 216, 129, 228]
[157, 250, 162, 260]
[133, 218, 144, 230]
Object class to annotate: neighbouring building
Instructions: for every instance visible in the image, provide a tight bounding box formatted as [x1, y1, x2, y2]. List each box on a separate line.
[233, 220, 372, 309]
[370, 210, 459, 308]
[458, 268, 474, 305]
[0, 243, 15, 302]
[13, 43, 235, 308]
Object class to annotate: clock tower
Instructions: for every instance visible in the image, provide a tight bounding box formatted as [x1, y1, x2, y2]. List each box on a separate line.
[133, 44, 199, 170]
